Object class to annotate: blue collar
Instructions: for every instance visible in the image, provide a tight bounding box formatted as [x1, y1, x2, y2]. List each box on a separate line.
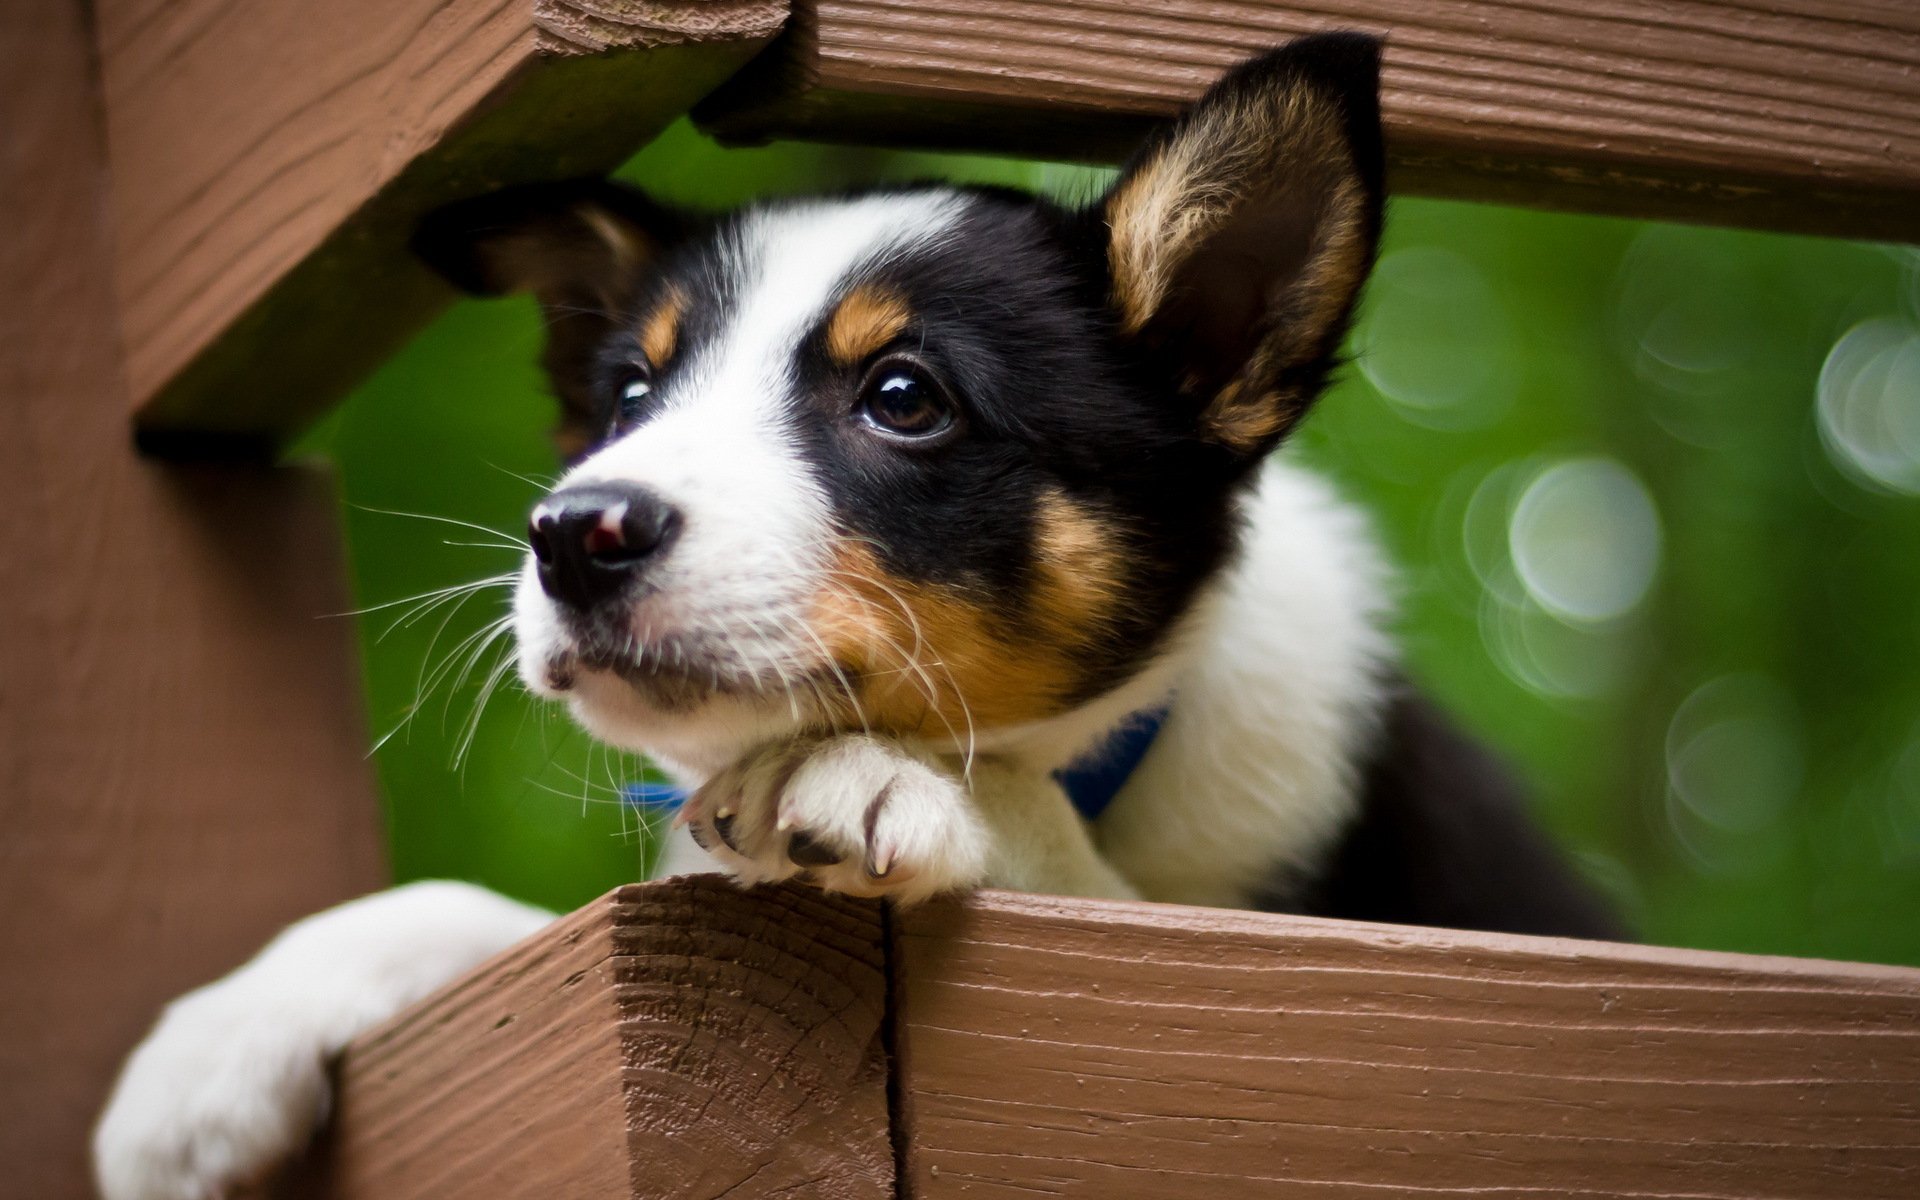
[625, 704, 1171, 824]
[1051, 703, 1170, 822]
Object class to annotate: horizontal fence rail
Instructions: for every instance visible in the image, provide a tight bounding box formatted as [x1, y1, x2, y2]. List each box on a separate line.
[696, 0, 1920, 242]
[294, 878, 1920, 1198]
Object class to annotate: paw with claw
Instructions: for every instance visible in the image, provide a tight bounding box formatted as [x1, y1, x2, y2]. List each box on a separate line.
[684, 735, 988, 905]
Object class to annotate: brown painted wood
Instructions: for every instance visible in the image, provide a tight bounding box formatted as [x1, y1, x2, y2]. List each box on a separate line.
[305, 879, 894, 1199]
[697, 0, 1920, 242]
[892, 891, 1920, 1198]
[0, 4, 388, 1196]
[96, 0, 787, 448]
[295, 882, 1920, 1197]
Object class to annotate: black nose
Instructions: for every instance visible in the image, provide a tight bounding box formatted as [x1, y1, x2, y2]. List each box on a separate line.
[528, 484, 679, 612]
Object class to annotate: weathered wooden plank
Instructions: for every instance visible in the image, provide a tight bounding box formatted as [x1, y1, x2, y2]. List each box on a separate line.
[302, 902, 633, 1199]
[696, 0, 1920, 242]
[0, 5, 388, 1196]
[302, 880, 1920, 1197]
[893, 891, 1920, 1198]
[97, 0, 787, 449]
[309, 879, 894, 1199]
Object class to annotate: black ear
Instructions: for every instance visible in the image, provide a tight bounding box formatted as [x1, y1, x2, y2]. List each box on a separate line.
[1099, 32, 1385, 455]
[414, 179, 686, 458]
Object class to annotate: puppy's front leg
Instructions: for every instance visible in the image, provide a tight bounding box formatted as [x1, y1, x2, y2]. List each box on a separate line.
[93, 882, 550, 1200]
[963, 759, 1140, 900]
[684, 735, 1137, 902]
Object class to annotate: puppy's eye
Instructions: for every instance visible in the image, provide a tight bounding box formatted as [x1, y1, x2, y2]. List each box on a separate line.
[610, 369, 654, 435]
[858, 363, 953, 439]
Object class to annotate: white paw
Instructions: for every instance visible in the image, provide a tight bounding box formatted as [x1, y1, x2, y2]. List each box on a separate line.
[93, 982, 330, 1200]
[686, 735, 988, 904]
[93, 881, 553, 1200]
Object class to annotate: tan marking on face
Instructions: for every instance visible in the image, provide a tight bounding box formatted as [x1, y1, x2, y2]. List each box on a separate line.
[1031, 489, 1124, 640]
[637, 287, 684, 368]
[806, 540, 1089, 740]
[825, 285, 913, 367]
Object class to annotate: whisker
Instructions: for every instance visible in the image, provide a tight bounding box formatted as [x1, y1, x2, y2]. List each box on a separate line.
[452, 642, 520, 774]
[372, 608, 514, 756]
[380, 577, 515, 643]
[440, 538, 529, 553]
[329, 573, 514, 621]
[485, 460, 560, 491]
[350, 503, 526, 546]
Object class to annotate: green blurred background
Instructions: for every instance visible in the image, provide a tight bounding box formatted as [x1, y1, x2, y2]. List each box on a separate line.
[300, 120, 1920, 966]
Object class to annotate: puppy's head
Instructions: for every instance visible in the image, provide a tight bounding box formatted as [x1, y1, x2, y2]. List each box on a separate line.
[417, 33, 1385, 770]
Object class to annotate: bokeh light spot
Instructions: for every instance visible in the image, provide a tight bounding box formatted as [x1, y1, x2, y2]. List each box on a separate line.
[1611, 227, 1772, 448]
[1459, 459, 1536, 608]
[1665, 674, 1804, 837]
[1816, 317, 1920, 495]
[1509, 457, 1663, 624]
[1477, 588, 1630, 700]
[1882, 727, 1920, 863]
[1614, 227, 1766, 380]
[1357, 247, 1517, 430]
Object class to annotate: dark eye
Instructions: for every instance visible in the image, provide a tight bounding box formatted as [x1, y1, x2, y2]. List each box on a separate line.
[609, 368, 653, 436]
[857, 363, 954, 439]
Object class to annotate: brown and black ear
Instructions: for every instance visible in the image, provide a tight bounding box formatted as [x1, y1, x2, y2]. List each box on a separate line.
[413, 179, 686, 458]
[1099, 32, 1386, 455]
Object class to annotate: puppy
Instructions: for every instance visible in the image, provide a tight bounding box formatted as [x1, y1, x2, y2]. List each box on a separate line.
[94, 34, 1619, 1200]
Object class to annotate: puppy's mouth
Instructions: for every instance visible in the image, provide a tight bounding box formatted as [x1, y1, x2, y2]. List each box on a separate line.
[540, 622, 833, 715]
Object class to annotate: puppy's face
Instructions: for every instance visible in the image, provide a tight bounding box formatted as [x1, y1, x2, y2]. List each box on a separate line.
[417, 35, 1386, 771]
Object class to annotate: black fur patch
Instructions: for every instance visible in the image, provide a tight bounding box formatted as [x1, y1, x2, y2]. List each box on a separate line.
[1273, 684, 1628, 941]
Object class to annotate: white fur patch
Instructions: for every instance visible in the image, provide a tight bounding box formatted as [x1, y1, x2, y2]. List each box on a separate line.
[964, 759, 1143, 900]
[93, 883, 550, 1200]
[1094, 457, 1393, 908]
[515, 192, 966, 774]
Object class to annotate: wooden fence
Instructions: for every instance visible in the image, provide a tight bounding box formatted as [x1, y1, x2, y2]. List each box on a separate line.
[4, 2, 1917, 1197]
[297, 877, 1920, 1198]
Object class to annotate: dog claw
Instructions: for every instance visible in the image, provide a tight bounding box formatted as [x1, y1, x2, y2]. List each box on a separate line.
[686, 736, 985, 903]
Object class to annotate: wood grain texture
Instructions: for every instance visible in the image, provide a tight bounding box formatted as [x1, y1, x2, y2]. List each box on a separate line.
[697, 0, 1920, 242]
[308, 879, 894, 1199]
[295, 883, 1920, 1197]
[96, 0, 787, 446]
[0, 4, 388, 1196]
[893, 891, 1920, 1198]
